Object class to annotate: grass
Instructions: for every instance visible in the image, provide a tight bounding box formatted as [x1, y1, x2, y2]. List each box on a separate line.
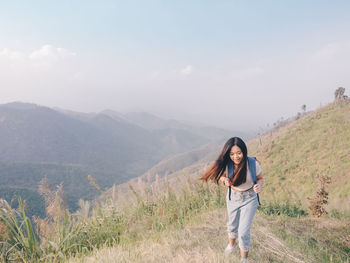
[258, 202, 308, 218]
[266, 214, 350, 263]
[248, 101, 350, 212]
[1, 175, 349, 263]
[68, 207, 350, 263]
[0, 176, 227, 262]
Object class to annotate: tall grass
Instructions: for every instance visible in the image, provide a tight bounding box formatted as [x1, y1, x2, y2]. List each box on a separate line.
[0, 177, 127, 262]
[127, 179, 225, 233]
[0, 197, 40, 262]
[0, 176, 226, 262]
[1, 174, 349, 263]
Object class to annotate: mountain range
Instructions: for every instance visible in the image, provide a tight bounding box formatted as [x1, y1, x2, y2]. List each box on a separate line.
[0, 102, 245, 214]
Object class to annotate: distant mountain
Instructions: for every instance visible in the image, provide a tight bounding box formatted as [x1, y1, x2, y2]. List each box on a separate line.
[103, 110, 241, 141]
[134, 140, 223, 183]
[1, 102, 39, 110]
[122, 111, 187, 130]
[0, 102, 234, 213]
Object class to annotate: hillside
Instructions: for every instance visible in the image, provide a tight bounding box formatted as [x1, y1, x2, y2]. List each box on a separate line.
[247, 101, 350, 212]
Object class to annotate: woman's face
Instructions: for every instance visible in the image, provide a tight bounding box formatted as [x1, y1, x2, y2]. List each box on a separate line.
[230, 145, 243, 165]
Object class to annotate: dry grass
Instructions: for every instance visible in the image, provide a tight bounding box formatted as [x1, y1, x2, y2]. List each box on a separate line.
[247, 102, 350, 212]
[69, 209, 309, 263]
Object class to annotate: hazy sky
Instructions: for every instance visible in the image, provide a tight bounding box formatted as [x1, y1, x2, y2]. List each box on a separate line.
[1, 1, 350, 131]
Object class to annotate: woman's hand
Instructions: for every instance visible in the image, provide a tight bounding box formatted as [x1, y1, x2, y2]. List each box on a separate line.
[254, 174, 263, 193]
[220, 177, 231, 186]
[253, 183, 262, 193]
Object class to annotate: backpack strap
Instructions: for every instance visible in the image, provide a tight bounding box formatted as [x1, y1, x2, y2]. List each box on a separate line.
[226, 157, 261, 205]
[226, 160, 233, 200]
[247, 156, 257, 184]
[248, 156, 261, 205]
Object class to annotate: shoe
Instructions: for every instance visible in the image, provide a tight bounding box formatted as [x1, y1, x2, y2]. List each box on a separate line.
[224, 243, 237, 255]
[240, 258, 249, 263]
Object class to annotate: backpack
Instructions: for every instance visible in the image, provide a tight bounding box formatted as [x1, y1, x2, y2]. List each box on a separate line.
[226, 156, 261, 205]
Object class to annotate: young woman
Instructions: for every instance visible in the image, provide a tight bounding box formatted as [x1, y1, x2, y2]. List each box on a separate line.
[201, 137, 263, 263]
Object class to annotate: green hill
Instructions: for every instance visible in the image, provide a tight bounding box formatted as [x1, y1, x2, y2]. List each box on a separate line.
[247, 101, 350, 212]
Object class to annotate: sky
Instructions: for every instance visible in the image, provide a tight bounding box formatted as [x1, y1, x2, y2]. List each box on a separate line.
[1, 1, 350, 131]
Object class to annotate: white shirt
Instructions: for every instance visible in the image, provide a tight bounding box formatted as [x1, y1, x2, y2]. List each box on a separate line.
[231, 160, 262, 192]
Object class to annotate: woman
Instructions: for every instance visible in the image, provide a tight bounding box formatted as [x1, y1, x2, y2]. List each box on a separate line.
[201, 137, 263, 263]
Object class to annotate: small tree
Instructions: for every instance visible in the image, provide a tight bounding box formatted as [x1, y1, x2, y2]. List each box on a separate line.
[301, 104, 306, 113]
[308, 174, 331, 217]
[334, 87, 346, 101]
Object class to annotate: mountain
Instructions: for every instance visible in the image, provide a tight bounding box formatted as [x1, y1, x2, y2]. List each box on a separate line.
[104, 110, 241, 141]
[0, 102, 219, 213]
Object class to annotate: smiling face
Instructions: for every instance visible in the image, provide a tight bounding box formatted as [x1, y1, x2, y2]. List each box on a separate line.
[230, 145, 243, 165]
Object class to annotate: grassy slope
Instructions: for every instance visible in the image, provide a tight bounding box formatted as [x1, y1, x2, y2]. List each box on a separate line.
[68, 102, 350, 263]
[247, 102, 350, 211]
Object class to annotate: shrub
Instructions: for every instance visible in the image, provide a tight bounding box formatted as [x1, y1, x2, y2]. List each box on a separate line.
[308, 174, 331, 217]
[258, 202, 308, 218]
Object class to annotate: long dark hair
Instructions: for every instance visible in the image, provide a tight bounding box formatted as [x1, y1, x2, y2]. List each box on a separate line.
[201, 137, 248, 186]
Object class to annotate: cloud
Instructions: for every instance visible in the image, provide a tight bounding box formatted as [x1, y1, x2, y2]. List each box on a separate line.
[0, 48, 24, 60]
[180, 65, 193, 75]
[28, 44, 76, 70]
[29, 44, 76, 61]
[0, 45, 77, 71]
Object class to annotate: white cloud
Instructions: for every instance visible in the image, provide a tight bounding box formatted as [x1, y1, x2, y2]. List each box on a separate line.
[180, 65, 193, 75]
[29, 44, 76, 61]
[28, 44, 76, 70]
[0, 45, 77, 71]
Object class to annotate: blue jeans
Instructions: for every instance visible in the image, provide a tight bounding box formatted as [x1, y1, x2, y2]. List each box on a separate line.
[226, 187, 258, 252]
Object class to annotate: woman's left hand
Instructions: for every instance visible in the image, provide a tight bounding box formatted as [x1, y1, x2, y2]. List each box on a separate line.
[253, 183, 262, 194]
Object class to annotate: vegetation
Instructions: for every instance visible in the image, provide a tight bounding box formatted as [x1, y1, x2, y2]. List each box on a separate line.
[308, 174, 331, 217]
[248, 100, 350, 212]
[0, 173, 349, 262]
[0, 176, 227, 262]
[258, 202, 308, 218]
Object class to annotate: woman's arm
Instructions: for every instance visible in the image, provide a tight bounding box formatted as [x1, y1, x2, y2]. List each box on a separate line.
[253, 173, 263, 193]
